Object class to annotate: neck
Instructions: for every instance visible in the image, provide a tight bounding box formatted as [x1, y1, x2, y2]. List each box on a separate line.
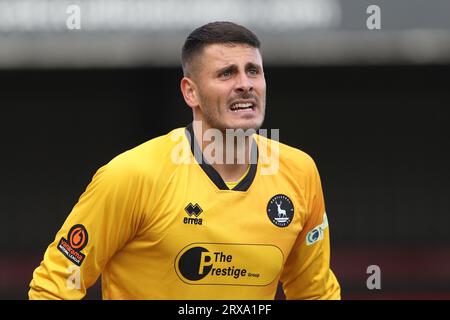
[192, 121, 253, 182]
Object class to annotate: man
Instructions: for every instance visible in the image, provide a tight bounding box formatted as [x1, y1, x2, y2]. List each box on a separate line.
[29, 21, 340, 299]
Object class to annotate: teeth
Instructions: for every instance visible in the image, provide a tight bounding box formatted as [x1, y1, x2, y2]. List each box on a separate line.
[230, 102, 253, 110]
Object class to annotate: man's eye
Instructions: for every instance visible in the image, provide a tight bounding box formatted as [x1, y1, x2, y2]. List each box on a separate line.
[221, 70, 232, 78]
[248, 69, 258, 76]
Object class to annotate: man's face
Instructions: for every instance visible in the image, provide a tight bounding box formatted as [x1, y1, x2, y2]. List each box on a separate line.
[189, 43, 266, 131]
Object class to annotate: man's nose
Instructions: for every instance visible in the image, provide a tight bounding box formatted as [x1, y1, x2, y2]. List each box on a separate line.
[235, 73, 253, 93]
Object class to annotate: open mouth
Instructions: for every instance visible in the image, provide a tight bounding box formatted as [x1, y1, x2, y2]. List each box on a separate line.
[229, 101, 255, 112]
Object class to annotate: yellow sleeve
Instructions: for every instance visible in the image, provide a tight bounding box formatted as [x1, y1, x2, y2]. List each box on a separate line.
[29, 155, 146, 299]
[280, 157, 341, 300]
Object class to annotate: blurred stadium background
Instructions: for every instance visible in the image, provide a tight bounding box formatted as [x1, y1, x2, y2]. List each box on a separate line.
[1, 0, 449, 299]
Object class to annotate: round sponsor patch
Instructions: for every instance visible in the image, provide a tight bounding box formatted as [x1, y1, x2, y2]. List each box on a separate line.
[267, 194, 294, 227]
[68, 224, 88, 251]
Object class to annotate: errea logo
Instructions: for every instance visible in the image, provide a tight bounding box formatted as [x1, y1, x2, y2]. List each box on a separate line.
[184, 203, 203, 225]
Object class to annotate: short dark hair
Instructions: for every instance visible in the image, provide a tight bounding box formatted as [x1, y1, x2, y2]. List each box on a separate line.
[181, 21, 261, 76]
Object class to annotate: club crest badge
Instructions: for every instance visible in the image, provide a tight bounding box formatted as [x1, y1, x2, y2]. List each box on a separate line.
[267, 194, 294, 227]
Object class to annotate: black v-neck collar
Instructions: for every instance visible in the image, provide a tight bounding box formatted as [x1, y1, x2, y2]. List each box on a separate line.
[185, 123, 258, 191]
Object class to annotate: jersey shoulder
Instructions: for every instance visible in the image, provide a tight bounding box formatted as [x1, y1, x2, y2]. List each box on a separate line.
[100, 127, 187, 181]
[255, 134, 318, 177]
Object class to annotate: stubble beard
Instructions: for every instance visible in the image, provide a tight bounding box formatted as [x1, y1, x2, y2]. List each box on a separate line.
[199, 95, 266, 133]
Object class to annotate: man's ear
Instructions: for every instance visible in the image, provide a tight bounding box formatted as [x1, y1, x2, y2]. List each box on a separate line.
[180, 77, 199, 109]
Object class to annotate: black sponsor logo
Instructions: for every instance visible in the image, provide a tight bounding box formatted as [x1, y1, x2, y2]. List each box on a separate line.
[178, 247, 212, 281]
[57, 224, 88, 266]
[267, 194, 294, 227]
[177, 246, 247, 282]
[184, 203, 203, 225]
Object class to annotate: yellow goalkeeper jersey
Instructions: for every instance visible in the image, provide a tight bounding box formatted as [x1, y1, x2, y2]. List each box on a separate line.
[29, 124, 340, 300]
